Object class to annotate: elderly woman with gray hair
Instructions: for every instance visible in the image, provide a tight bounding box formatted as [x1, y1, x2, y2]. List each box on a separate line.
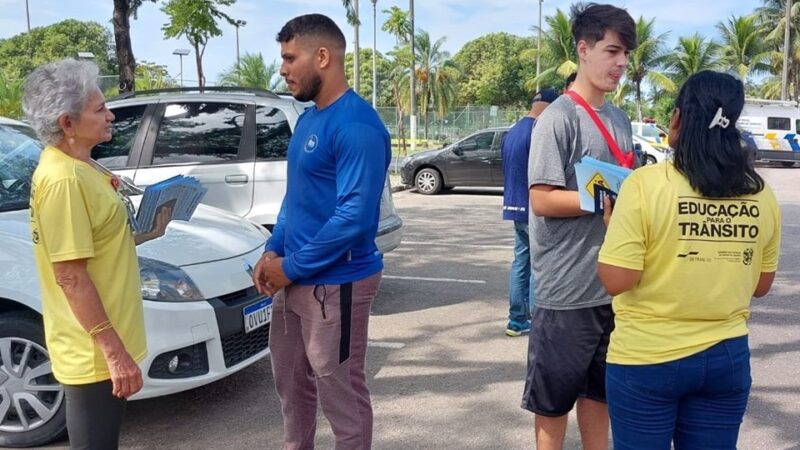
[23, 58, 170, 449]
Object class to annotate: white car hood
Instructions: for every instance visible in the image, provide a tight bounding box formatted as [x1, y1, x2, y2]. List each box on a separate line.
[0, 201, 269, 268]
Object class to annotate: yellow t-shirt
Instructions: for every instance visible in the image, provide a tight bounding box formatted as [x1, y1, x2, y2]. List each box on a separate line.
[30, 146, 146, 384]
[598, 162, 781, 365]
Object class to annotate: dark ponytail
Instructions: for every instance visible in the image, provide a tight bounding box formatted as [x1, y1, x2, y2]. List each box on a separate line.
[672, 70, 764, 197]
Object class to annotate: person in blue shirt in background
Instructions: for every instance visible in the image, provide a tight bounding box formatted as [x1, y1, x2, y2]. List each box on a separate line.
[501, 89, 557, 337]
[252, 14, 390, 450]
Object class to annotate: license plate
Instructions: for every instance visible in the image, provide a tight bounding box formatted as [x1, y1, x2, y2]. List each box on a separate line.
[243, 298, 272, 333]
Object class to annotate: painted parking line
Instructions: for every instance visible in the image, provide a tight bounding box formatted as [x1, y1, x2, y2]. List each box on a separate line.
[383, 275, 487, 284]
[399, 240, 513, 250]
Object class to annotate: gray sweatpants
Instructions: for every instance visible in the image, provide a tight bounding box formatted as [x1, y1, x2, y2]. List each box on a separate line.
[269, 272, 382, 450]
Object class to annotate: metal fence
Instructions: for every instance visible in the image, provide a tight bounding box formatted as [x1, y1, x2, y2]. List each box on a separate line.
[376, 106, 527, 149]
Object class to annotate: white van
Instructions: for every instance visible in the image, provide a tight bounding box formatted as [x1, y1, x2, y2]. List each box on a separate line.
[737, 98, 800, 167]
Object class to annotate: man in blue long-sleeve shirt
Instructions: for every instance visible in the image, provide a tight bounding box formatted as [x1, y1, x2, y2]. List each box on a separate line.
[252, 14, 390, 449]
[501, 89, 556, 337]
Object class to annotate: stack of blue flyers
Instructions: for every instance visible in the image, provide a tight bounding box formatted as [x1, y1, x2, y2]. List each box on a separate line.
[135, 175, 207, 233]
[574, 156, 632, 214]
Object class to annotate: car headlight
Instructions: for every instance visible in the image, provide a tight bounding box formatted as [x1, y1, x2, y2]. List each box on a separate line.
[138, 257, 205, 302]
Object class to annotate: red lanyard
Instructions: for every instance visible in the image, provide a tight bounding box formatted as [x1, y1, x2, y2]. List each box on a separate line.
[566, 90, 635, 169]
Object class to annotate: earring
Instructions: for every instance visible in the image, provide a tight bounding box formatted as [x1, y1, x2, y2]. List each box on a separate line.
[67, 136, 75, 145]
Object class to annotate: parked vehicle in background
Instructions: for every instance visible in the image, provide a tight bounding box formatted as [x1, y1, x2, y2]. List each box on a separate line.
[737, 98, 800, 167]
[102, 87, 402, 252]
[0, 121, 274, 447]
[631, 120, 669, 146]
[400, 126, 509, 195]
[633, 134, 672, 165]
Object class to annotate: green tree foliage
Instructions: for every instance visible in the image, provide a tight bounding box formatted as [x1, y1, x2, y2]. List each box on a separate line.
[0, 19, 116, 77]
[382, 6, 411, 45]
[161, 0, 235, 88]
[453, 33, 536, 107]
[135, 61, 179, 90]
[345, 48, 393, 106]
[525, 9, 577, 91]
[217, 53, 284, 90]
[665, 34, 720, 88]
[716, 14, 771, 82]
[413, 30, 461, 139]
[0, 70, 24, 119]
[624, 17, 674, 121]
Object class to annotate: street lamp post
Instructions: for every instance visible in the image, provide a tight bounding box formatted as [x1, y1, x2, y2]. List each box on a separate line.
[234, 19, 247, 85]
[371, 0, 378, 109]
[25, 0, 31, 33]
[409, 0, 416, 154]
[173, 48, 190, 87]
[781, 0, 791, 100]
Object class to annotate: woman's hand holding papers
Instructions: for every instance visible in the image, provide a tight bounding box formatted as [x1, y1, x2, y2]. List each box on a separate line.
[134, 206, 173, 245]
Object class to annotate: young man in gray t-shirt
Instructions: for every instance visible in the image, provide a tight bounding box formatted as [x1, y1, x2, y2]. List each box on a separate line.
[520, 4, 637, 450]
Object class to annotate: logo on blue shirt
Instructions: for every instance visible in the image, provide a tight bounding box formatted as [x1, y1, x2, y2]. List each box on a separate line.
[304, 134, 319, 153]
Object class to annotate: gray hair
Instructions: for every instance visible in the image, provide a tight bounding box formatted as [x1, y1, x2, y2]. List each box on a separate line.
[22, 59, 101, 145]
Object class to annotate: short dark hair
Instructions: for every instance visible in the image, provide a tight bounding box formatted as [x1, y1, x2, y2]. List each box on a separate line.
[672, 70, 764, 198]
[570, 3, 636, 50]
[565, 72, 577, 91]
[276, 14, 346, 51]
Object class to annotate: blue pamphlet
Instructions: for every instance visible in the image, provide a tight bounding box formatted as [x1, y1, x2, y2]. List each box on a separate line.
[134, 175, 207, 233]
[574, 156, 632, 214]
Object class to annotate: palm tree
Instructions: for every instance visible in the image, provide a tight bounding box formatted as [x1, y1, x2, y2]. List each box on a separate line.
[756, 0, 800, 100]
[382, 6, 411, 45]
[342, 0, 361, 93]
[413, 30, 460, 139]
[383, 10, 413, 157]
[524, 9, 577, 90]
[665, 34, 720, 87]
[625, 17, 675, 121]
[716, 14, 772, 83]
[217, 53, 284, 90]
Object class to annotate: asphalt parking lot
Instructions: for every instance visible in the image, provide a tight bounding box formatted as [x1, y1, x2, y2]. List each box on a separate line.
[38, 166, 800, 450]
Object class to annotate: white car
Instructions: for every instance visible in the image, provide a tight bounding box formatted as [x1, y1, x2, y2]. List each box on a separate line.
[633, 134, 672, 165]
[102, 87, 402, 253]
[0, 121, 273, 447]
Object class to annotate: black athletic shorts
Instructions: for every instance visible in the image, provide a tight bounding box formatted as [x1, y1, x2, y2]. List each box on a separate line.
[520, 304, 614, 417]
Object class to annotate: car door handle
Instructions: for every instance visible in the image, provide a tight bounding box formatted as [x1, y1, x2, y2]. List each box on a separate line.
[225, 174, 249, 184]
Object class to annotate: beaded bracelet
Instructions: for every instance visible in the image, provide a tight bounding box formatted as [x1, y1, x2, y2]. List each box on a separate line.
[88, 320, 114, 337]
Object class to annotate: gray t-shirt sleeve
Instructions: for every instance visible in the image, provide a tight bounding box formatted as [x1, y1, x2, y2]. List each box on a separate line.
[528, 99, 575, 190]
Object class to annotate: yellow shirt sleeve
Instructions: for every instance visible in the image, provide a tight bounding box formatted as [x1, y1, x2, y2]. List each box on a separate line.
[761, 188, 781, 272]
[37, 178, 95, 262]
[599, 173, 646, 271]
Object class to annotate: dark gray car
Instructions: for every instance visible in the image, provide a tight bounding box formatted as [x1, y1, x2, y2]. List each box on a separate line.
[400, 127, 509, 194]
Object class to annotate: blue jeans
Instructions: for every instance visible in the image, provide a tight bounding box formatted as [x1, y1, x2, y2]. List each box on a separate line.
[508, 221, 534, 323]
[606, 336, 751, 450]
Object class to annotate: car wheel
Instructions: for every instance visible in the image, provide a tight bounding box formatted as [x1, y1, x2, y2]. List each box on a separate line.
[414, 168, 443, 195]
[645, 154, 658, 165]
[0, 311, 67, 448]
[780, 161, 795, 167]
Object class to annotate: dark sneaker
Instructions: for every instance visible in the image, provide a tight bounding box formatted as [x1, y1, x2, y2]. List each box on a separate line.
[505, 319, 531, 337]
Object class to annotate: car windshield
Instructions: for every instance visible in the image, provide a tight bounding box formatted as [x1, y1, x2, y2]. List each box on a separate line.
[0, 124, 141, 213]
[0, 124, 42, 212]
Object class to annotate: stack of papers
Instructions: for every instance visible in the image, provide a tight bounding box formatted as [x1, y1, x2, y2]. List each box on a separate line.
[574, 156, 632, 214]
[135, 175, 207, 233]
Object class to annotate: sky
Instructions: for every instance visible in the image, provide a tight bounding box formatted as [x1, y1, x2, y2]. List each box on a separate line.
[0, 0, 766, 85]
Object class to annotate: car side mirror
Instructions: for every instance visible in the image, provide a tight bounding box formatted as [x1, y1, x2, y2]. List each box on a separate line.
[452, 147, 463, 156]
